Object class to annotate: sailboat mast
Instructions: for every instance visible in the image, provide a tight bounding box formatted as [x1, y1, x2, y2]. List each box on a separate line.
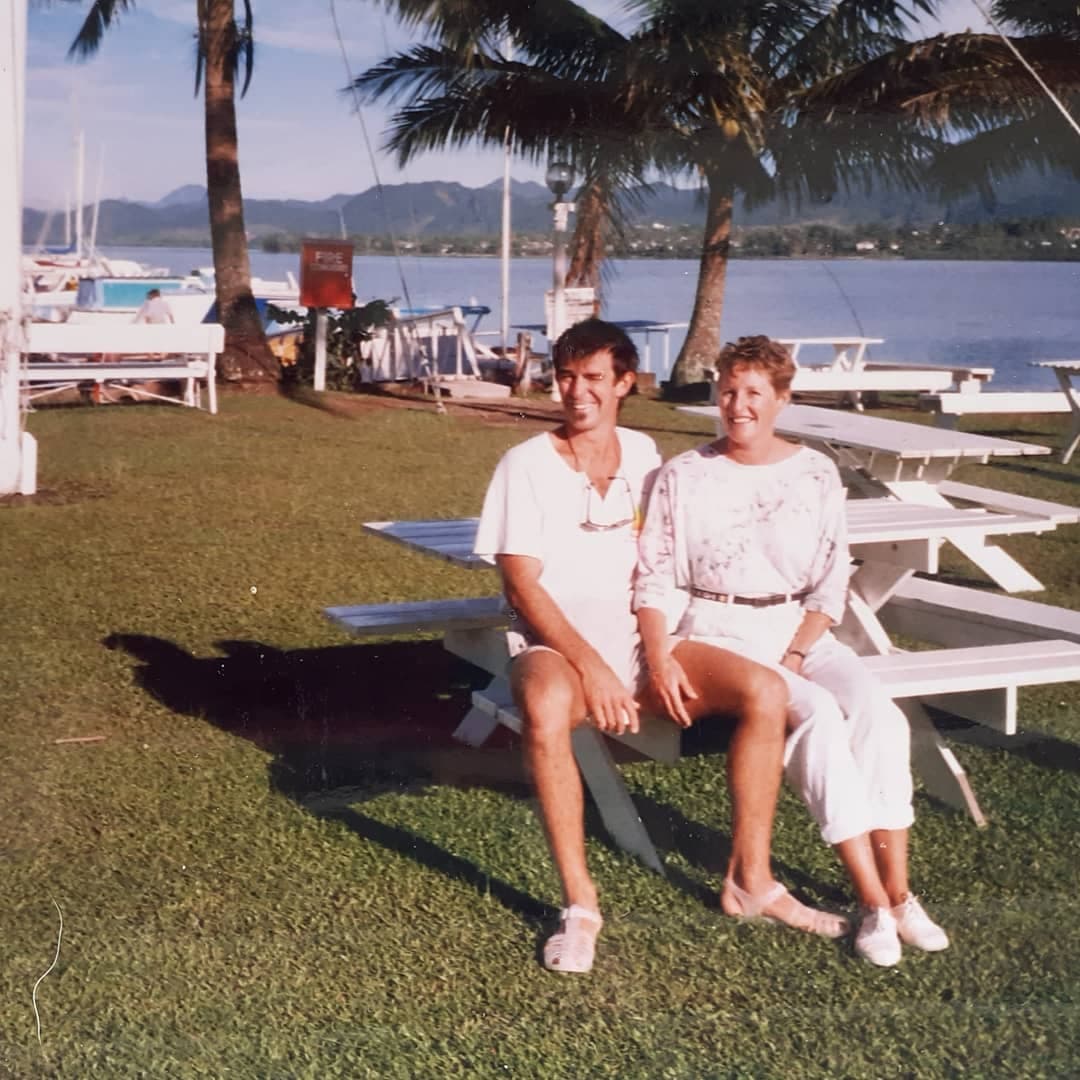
[88, 145, 104, 258]
[74, 129, 85, 260]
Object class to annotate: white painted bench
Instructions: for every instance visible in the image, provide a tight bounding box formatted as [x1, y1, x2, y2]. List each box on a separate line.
[471, 638, 1080, 868]
[880, 576, 1080, 651]
[325, 596, 505, 636]
[936, 481, 1080, 527]
[921, 391, 1072, 429]
[23, 322, 225, 414]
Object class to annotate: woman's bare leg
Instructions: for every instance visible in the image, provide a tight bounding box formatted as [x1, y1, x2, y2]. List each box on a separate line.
[871, 828, 910, 906]
[643, 641, 846, 936]
[834, 834, 891, 909]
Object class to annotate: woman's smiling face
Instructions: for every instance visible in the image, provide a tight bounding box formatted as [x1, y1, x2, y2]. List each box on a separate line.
[718, 363, 790, 446]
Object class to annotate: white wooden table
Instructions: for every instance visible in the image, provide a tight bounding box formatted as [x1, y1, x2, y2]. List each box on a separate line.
[767, 338, 993, 410]
[1031, 360, 1080, 464]
[360, 505, 1073, 838]
[778, 336, 883, 372]
[680, 403, 1054, 592]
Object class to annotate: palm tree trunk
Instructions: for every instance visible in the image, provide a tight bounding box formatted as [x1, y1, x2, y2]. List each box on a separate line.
[203, 0, 277, 382]
[566, 176, 607, 312]
[668, 174, 733, 388]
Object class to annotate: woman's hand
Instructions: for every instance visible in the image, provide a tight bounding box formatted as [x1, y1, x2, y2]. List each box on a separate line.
[647, 653, 699, 728]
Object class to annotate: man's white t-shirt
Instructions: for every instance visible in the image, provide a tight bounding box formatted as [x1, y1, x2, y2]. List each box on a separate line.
[474, 427, 661, 688]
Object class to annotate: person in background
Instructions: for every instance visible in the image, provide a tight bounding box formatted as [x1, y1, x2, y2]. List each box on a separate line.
[134, 287, 175, 324]
[474, 318, 848, 975]
[635, 334, 950, 967]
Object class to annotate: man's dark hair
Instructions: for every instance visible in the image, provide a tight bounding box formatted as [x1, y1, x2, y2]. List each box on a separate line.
[552, 318, 639, 379]
[147, 288, 161, 299]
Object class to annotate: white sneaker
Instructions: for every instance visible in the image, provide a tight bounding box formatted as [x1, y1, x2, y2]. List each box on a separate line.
[893, 894, 950, 952]
[855, 907, 902, 967]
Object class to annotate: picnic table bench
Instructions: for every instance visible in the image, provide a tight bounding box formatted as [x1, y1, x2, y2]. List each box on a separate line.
[919, 390, 1073, 430]
[23, 322, 224, 414]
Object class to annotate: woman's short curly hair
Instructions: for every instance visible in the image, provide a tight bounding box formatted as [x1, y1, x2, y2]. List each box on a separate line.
[715, 335, 796, 394]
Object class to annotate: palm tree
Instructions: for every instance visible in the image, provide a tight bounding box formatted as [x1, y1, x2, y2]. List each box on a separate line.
[69, 0, 278, 381]
[357, 1, 950, 384]
[360, 0, 1080, 386]
[366, 0, 645, 306]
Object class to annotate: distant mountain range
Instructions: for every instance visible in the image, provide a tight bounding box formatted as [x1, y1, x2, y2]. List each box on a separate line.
[23, 169, 1080, 247]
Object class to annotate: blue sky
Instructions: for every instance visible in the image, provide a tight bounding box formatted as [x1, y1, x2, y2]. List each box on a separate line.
[24, 0, 990, 208]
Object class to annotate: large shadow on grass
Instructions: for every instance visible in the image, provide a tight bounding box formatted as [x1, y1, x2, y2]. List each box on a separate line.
[103, 633, 848, 917]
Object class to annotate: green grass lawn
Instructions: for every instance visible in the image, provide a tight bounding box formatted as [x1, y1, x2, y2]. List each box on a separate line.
[3, 391, 1080, 1078]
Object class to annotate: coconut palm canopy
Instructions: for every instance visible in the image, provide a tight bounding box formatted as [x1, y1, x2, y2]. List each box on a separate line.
[67, 0, 277, 381]
[359, 0, 1080, 385]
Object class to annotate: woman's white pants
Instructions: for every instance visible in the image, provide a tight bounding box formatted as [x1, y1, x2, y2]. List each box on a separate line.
[781, 634, 914, 844]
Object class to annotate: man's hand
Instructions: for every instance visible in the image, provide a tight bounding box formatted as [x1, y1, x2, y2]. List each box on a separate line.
[579, 657, 640, 735]
[646, 653, 699, 729]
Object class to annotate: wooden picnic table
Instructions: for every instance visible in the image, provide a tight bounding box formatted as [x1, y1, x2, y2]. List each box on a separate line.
[1031, 360, 1080, 465]
[358, 495, 1077, 844]
[778, 336, 883, 371]
[680, 402, 1058, 592]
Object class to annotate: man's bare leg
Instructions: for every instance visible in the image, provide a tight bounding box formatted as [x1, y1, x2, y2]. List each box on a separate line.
[511, 648, 596, 909]
[511, 648, 604, 972]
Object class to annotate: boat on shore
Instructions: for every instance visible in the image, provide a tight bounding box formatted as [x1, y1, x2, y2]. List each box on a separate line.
[36, 265, 301, 326]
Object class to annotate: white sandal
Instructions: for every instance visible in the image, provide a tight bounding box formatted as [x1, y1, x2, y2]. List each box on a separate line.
[722, 878, 849, 940]
[543, 905, 604, 974]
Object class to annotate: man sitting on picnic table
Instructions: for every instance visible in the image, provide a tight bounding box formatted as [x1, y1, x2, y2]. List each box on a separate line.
[474, 318, 848, 974]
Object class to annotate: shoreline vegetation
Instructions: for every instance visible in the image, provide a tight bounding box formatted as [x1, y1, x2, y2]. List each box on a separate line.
[99, 219, 1080, 261]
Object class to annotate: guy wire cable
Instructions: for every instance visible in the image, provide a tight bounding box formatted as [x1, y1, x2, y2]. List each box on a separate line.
[819, 258, 870, 354]
[328, 0, 416, 312]
[329, 0, 445, 411]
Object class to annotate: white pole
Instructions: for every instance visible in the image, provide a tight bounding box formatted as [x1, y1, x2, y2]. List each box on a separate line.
[500, 126, 512, 357]
[313, 309, 328, 391]
[74, 130, 85, 261]
[0, 0, 36, 495]
[549, 199, 569, 401]
[499, 34, 513, 358]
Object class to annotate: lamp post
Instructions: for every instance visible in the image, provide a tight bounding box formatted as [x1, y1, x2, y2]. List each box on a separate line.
[545, 159, 575, 401]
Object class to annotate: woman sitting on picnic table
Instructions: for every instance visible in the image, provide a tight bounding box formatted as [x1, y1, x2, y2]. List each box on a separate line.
[634, 334, 949, 967]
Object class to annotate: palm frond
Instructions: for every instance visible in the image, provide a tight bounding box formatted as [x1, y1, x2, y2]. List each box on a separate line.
[925, 100, 1080, 198]
[993, 0, 1080, 39]
[67, 0, 138, 60]
[375, 0, 626, 72]
[797, 32, 1080, 126]
[769, 0, 936, 82]
[237, 0, 255, 97]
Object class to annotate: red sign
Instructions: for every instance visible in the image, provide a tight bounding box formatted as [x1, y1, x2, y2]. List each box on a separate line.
[300, 240, 354, 308]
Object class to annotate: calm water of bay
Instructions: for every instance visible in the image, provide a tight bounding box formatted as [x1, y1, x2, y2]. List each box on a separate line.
[108, 246, 1080, 390]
